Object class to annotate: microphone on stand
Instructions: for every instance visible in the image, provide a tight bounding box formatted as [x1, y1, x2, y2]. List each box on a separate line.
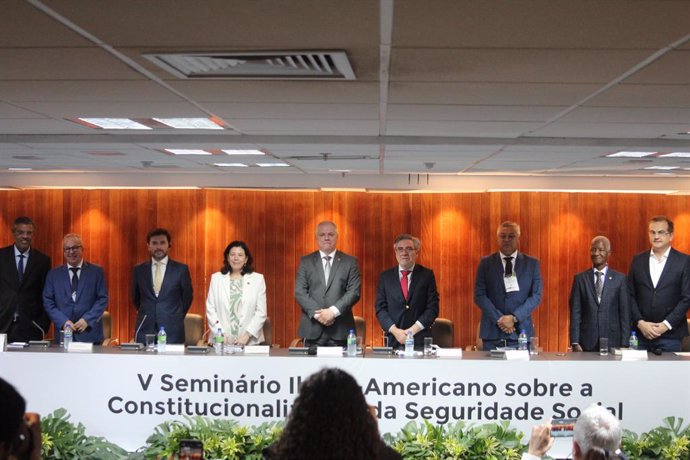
[29, 321, 50, 347]
[121, 314, 147, 350]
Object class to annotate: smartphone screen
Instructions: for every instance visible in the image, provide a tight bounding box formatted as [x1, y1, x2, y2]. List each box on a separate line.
[179, 439, 203, 460]
[551, 418, 577, 437]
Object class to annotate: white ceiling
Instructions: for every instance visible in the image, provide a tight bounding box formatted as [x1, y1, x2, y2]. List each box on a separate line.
[1, 0, 689, 191]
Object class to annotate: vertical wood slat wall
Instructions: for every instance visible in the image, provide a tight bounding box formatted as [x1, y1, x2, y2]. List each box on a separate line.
[1, 189, 689, 351]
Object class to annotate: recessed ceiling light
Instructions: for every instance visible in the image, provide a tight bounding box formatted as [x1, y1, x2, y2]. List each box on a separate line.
[659, 152, 690, 158]
[644, 166, 679, 170]
[221, 149, 265, 155]
[606, 151, 657, 158]
[256, 163, 289, 167]
[153, 118, 223, 130]
[164, 149, 212, 155]
[8, 167, 32, 171]
[214, 163, 248, 167]
[78, 118, 151, 130]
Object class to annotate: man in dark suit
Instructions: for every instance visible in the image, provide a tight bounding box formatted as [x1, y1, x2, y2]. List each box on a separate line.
[375, 234, 439, 349]
[295, 220, 361, 347]
[43, 233, 108, 343]
[0, 217, 51, 342]
[132, 228, 193, 344]
[474, 221, 542, 350]
[569, 236, 631, 352]
[627, 216, 690, 352]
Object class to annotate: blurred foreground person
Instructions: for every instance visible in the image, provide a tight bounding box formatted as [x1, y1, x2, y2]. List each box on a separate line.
[264, 368, 400, 460]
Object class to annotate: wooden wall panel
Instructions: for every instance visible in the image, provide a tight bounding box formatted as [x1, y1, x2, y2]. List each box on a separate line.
[1, 190, 689, 351]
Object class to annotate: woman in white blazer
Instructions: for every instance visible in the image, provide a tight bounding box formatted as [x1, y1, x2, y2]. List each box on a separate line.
[206, 241, 267, 346]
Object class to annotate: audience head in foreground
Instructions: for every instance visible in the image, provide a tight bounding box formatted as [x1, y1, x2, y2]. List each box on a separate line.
[266, 367, 399, 460]
[0, 377, 41, 460]
[524, 405, 625, 460]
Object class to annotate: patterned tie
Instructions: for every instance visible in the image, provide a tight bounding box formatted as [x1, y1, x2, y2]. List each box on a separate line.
[595, 271, 603, 300]
[70, 267, 79, 294]
[504, 256, 514, 277]
[153, 262, 162, 295]
[323, 256, 332, 283]
[401, 270, 411, 299]
[17, 253, 25, 282]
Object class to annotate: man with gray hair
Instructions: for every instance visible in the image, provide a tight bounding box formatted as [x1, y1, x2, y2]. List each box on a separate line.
[375, 233, 439, 349]
[475, 221, 542, 350]
[522, 405, 626, 460]
[570, 236, 631, 352]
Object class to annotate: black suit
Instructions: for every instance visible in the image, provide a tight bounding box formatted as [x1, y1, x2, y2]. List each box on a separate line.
[375, 264, 439, 348]
[627, 248, 690, 347]
[0, 245, 51, 342]
[132, 259, 193, 343]
[569, 267, 631, 351]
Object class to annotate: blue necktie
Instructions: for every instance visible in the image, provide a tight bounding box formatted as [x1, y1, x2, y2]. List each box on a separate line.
[17, 253, 25, 282]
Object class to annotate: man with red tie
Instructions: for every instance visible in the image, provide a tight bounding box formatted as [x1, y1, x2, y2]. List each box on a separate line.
[375, 234, 439, 349]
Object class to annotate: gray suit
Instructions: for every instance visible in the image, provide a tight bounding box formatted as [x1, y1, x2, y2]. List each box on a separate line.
[569, 267, 631, 351]
[295, 250, 361, 343]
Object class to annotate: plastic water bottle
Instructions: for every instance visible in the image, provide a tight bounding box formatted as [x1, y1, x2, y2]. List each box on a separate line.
[63, 324, 72, 350]
[629, 331, 638, 350]
[214, 327, 224, 354]
[346, 329, 357, 356]
[157, 326, 167, 353]
[405, 331, 414, 356]
[518, 329, 528, 350]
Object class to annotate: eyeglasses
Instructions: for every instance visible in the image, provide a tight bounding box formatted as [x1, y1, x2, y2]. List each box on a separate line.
[395, 247, 416, 254]
[63, 245, 82, 252]
[648, 231, 671, 236]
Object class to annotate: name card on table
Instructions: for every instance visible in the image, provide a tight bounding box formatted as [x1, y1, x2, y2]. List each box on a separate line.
[68, 342, 93, 353]
[161, 344, 185, 354]
[316, 346, 344, 357]
[436, 348, 463, 358]
[503, 350, 530, 360]
[621, 350, 648, 361]
[244, 345, 270, 355]
[0, 333, 6, 352]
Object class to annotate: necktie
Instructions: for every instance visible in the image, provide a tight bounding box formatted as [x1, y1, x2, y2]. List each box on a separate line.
[401, 270, 411, 299]
[153, 262, 162, 295]
[323, 256, 332, 283]
[504, 256, 514, 277]
[17, 253, 25, 282]
[595, 271, 603, 300]
[70, 267, 79, 294]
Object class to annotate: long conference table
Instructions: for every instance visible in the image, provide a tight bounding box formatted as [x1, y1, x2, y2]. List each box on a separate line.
[1, 346, 689, 454]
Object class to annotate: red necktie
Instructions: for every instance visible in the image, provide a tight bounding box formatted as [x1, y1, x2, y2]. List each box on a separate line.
[401, 270, 410, 299]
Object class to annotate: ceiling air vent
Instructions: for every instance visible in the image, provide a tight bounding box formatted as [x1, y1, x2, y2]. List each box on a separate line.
[143, 51, 355, 80]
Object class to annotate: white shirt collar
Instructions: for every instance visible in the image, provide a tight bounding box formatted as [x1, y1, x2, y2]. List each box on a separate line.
[319, 250, 336, 259]
[649, 247, 671, 260]
[152, 256, 169, 265]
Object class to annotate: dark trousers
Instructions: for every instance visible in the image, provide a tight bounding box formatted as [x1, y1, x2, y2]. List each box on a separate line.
[638, 335, 681, 352]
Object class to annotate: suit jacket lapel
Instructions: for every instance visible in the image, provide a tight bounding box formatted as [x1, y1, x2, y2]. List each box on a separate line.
[655, 249, 676, 289]
[407, 265, 422, 300]
[493, 254, 506, 292]
[143, 261, 154, 295]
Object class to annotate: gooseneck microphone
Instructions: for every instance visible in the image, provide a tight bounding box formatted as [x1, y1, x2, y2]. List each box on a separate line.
[29, 321, 50, 347]
[121, 314, 147, 350]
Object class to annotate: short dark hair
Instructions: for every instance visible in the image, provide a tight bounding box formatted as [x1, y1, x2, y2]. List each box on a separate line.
[649, 215, 673, 234]
[394, 233, 421, 250]
[146, 228, 171, 244]
[12, 217, 35, 232]
[221, 241, 255, 275]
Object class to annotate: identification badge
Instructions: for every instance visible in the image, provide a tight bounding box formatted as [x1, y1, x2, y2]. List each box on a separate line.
[503, 275, 520, 292]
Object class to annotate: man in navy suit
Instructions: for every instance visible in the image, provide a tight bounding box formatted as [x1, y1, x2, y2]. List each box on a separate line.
[0, 217, 51, 342]
[43, 233, 108, 343]
[627, 216, 690, 352]
[295, 221, 361, 347]
[375, 234, 439, 349]
[569, 236, 630, 352]
[474, 221, 542, 350]
[132, 228, 193, 344]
